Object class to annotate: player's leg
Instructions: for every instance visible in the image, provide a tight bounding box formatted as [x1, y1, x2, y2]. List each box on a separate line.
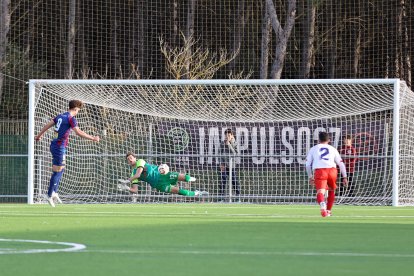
[314, 169, 328, 217]
[49, 165, 64, 194]
[326, 187, 336, 216]
[164, 183, 208, 197]
[48, 164, 65, 205]
[165, 185, 196, 197]
[129, 184, 139, 193]
[347, 172, 355, 196]
[220, 168, 227, 196]
[177, 173, 209, 196]
[47, 146, 66, 206]
[230, 168, 240, 195]
[177, 173, 196, 182]
[177, 173, 207, 196]
[326, 168, 338, 216]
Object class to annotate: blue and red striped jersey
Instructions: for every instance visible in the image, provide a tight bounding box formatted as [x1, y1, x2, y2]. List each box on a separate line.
[51, 112, 78, 147]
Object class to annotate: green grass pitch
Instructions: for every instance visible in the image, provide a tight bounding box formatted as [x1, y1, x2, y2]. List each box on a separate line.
[1, 204, 414, 276]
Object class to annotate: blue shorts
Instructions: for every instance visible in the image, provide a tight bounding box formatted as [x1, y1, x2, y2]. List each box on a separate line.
[50, 144, 66, 166]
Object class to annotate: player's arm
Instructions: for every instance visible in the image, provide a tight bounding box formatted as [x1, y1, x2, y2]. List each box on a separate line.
[35, 119, 55, 141]
[129, 159, 146, 182]
[129, 167, 144, 182]
[305, 149, 314, 184]
[334, 151, 348, 186]
[72, 127, 100, 142]
[228, 139, 238, 154]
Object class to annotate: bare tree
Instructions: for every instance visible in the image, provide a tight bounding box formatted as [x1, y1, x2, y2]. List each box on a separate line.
[266, 0, 296, 79]
[160, 34, 238, 79]
[0, 0, 10, 104]
[300, 0, 316, 78]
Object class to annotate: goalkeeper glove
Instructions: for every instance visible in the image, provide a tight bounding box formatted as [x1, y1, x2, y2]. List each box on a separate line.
[117, 179, 131, 191]
[118, 179, 131, 184]
[184, 174, 196, 182]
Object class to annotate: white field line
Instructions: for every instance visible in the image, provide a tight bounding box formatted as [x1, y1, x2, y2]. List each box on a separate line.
[0, 238, 86, 254]
[1, 210, 414, 219]
[82, 249, 414, 258]
[3, 205, 414, 211]
[1, 239, 413, 258]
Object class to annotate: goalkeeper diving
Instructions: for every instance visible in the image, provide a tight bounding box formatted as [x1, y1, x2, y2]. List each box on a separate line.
[118, 152, 209, 197]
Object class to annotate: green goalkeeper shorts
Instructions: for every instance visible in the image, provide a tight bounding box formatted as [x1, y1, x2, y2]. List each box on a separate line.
[153, 172, 180, 192]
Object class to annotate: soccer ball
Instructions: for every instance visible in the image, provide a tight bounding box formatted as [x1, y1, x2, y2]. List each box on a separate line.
[158, 164, 169, 175]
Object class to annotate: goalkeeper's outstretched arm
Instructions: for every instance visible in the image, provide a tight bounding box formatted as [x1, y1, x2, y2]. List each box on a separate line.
[118, 167, 144, 193]
[129, 167, 144, 182]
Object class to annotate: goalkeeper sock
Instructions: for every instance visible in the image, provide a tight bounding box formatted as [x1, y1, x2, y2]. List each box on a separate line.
[48, 171, 62, 197]
[327, 190, 335, 210]
[185, 174, 192, 182]
[178, 189, 195, 197]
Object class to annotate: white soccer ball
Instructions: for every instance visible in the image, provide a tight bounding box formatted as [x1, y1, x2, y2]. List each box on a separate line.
[158, 164, 169, 175]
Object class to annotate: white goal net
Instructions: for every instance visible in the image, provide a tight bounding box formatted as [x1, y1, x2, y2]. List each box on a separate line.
[28, 79, 414, 206]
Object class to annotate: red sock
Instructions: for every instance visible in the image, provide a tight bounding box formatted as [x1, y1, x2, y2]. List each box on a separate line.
[316, 193, 325, 204]
[327, 190, 335, 210]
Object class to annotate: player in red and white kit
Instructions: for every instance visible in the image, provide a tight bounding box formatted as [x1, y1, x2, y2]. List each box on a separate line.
[306, 132, 348, 217]
[339, 135, 357, 197]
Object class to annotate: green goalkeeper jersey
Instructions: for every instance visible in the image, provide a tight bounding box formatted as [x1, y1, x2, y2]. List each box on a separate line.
[130, 159, 180, 191]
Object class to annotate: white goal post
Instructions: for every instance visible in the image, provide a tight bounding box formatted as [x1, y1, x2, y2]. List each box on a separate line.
[28, 79, 414, 206]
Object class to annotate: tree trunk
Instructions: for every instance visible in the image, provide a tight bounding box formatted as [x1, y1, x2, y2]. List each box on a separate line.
[0, 0, 10, 104]
[77, 0, 88, 78]
[110, 3, 120, 78]
[327, 4, 338, 78]
[266, 0, 296, 79]
[398, 0, 412, 86]
[300, 0, 316, 78]
[172, 0, 180, 47]
[229, 0, 245, 72]
[183, 0, 196, 79]
[130, 0, 145, 78]
[65, 0, 76, 79]
[260, 1, 271, 79]
[353, 27, 362, 78]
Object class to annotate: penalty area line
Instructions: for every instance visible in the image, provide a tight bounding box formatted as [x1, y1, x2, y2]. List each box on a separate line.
[1, 211, 414, 219]
[83, 249, 414, 258]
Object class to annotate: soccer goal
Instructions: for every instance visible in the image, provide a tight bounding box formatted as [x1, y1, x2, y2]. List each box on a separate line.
[28, 79, 414, 206]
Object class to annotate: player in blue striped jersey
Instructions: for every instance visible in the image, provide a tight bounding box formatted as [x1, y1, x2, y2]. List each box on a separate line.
[35, 100, 100, 207]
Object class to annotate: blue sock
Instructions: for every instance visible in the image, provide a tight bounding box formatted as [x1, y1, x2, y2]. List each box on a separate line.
[54, 169, 65, 192]
[48, 170, 64, 197]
